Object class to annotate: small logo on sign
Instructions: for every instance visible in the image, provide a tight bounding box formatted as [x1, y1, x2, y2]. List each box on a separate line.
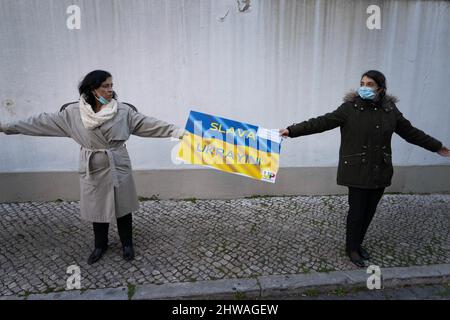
[262, 170, 276, 182]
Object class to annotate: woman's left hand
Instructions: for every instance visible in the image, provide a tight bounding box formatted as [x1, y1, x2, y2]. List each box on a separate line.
[279, 128, 289, 137]
[437, 146, 450, 157]
[179, 130, 189, 140]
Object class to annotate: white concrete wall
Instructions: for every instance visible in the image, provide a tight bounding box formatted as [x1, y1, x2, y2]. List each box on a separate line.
[1, 0, 449, 173]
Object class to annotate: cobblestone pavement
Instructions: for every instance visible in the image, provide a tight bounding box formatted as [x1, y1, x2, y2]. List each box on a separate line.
[0, 194, 449, 297]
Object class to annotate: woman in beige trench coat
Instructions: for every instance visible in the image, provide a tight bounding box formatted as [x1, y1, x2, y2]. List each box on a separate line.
[0, 70, 185, 264]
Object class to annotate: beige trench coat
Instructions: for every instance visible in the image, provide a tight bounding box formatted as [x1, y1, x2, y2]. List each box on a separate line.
[2, 102, 184, 222]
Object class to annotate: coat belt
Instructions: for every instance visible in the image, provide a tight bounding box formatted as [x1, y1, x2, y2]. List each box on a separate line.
[81, 144, 125, 187]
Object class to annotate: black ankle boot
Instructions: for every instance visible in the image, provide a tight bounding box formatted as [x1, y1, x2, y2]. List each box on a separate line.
[87, 246, 107, 265]
[358, 247, 371, 260]
[347, 250, 366, 268]
[123, 244, 135, 261]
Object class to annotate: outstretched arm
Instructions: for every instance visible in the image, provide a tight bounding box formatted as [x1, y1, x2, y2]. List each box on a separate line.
[128, 109, 185, 139]
[394, 107, 443, 153]
[0, 110, 71, 137]
[283, 104, 348, 138]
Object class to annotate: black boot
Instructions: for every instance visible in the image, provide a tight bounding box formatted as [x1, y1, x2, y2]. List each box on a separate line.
[117, 213, 134, 261]
[123, 244, 135, 261]
[358, 247, 371, 260]
[88, 222, 109, 265]
[347, 250, 366, 268]
[87, 246, 108, 265]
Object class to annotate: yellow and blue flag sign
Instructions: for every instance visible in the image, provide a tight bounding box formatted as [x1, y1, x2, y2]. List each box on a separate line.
[177, 111, 282, 183]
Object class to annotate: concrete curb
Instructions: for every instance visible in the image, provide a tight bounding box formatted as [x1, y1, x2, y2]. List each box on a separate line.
[2, 264, 449, 300]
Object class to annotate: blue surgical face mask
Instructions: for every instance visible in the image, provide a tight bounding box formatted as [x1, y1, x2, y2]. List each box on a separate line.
[357, 86, 376, 100]
[94, 92, 110, 105]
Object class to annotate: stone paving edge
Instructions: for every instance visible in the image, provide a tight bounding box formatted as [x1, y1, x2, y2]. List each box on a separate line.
[1, 263, 448, 300]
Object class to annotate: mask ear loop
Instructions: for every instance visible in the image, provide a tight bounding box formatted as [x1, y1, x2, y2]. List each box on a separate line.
[91, 90, 106, 109]
[92, 90, 100, 100]
[92, 90, 106, 103]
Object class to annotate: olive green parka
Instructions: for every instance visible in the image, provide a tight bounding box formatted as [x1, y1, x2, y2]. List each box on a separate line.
[287, 92, 442, 189]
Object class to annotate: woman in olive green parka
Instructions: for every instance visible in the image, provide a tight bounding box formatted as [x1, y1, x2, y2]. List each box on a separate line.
[280, 70, 450, 267]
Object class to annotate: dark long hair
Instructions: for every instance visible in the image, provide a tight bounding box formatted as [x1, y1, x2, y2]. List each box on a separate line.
[78, 70, 117, 109]
[361, 70, 387, 99]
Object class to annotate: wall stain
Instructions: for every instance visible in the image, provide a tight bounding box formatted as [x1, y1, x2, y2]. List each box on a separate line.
[2, 99, 16, 116]
[237, 0, 251, 13]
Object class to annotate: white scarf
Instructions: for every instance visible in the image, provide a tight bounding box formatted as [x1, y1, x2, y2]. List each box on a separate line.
[79, 95, 118, 130]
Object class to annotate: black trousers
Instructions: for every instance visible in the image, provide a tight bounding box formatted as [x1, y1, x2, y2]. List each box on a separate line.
[93, 213, 133, 248]
[346, 187, 385, 253]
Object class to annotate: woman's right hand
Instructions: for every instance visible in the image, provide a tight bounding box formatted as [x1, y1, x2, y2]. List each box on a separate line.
[437, 146, 450, 157]
[279, 128, 289, 137]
